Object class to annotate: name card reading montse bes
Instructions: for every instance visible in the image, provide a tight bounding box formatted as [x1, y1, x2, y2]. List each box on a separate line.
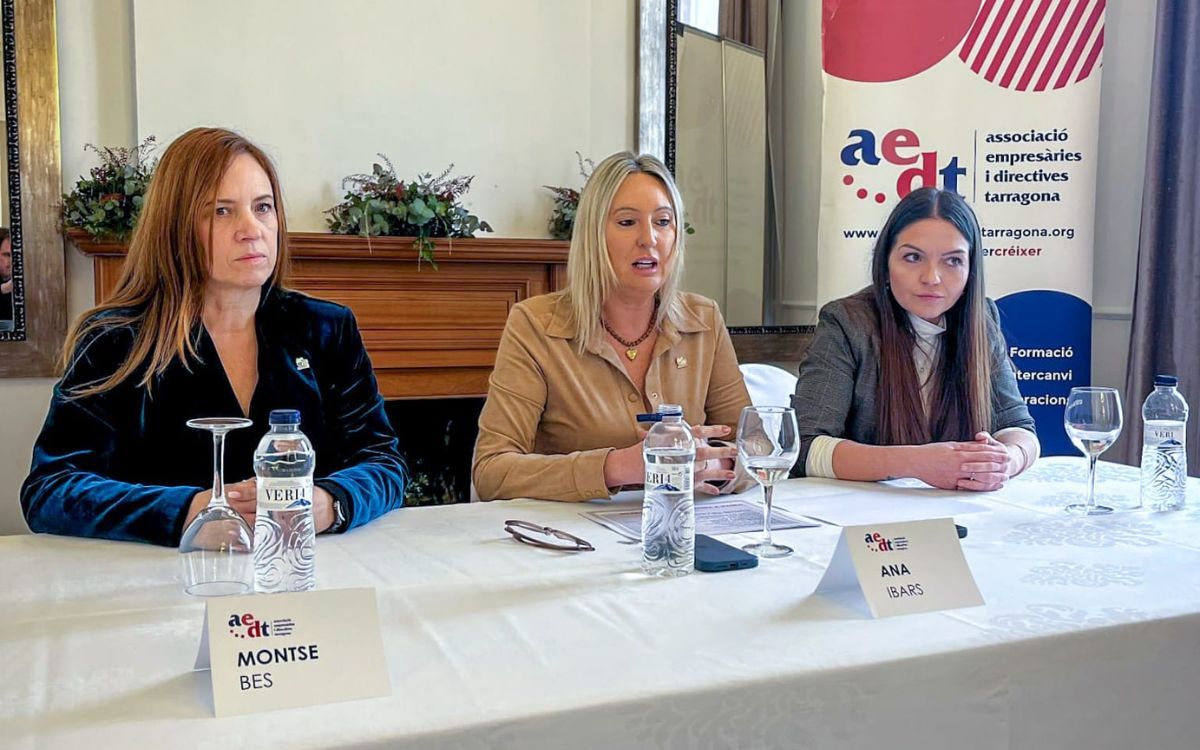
[194, 587, 390, 717]
[814, 517, 983, 618]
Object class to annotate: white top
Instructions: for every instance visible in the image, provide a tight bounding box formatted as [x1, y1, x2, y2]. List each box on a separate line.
[806, 313, 945, 478]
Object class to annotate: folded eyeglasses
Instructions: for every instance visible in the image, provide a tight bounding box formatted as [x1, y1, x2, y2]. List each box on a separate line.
[503, 520, 595, 552]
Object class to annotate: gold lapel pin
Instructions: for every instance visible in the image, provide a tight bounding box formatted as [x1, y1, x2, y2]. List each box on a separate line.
[675, 356, 688, 369]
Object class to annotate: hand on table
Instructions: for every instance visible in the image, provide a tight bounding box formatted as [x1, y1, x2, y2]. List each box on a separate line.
[692, 424, 738, 495]
[954, 432, 1023, 491]
[603, 424, 738, 493]
[906, 439, 1011, 492]
[184, 478, 257, 529]
[185, 481, 336, 533]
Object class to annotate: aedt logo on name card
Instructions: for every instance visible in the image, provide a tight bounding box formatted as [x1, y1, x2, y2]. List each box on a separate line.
[198, 588, 391, 717]
[226, 610, 319, 693]
[227, 612, 296, 639]
[863, 531, 909, 552]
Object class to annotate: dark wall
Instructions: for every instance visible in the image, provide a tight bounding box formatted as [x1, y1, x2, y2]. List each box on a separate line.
[387, 398, 484, 506]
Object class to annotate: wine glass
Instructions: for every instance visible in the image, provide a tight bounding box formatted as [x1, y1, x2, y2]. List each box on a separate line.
[1063, 387, 1123, 515]
[737, 406, 800, 558]
[180, 417, 255, 596]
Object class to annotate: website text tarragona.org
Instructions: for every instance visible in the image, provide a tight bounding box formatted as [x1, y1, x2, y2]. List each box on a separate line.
[841, 225, 1076, 241]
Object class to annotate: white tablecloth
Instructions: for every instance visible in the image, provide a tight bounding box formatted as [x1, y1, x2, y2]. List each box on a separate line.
[3, 457, 1199, 749]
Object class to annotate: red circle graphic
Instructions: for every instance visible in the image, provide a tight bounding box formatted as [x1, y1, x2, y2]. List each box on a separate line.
[824, 0, 982, 82]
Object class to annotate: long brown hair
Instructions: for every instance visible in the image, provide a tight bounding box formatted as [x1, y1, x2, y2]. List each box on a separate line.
[61, 127, 290, 397]
[871, 187, 994, 445]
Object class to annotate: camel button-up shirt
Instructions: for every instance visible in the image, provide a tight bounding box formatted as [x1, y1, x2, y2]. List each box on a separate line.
[473, 290, 753, 501]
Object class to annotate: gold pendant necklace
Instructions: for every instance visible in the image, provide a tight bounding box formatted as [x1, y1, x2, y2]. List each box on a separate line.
[602, 298, 660, 363]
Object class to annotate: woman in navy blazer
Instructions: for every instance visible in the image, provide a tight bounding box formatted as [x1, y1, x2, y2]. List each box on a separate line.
[22, 127, 407, 546]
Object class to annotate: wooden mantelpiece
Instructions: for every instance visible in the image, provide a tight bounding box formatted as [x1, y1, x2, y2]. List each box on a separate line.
[68, 230, 569, 399]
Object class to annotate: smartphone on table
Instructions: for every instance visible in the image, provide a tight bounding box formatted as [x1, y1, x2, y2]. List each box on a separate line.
[695, 534, 758, 572]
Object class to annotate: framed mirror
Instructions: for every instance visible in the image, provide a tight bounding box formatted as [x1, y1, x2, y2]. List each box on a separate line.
[0, 0, 65, 375]
[638, 0, 778, 327]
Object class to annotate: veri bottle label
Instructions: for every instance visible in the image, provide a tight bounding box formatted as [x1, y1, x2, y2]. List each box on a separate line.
[256, 478, 313, 512]
[646, 465, 693, 493]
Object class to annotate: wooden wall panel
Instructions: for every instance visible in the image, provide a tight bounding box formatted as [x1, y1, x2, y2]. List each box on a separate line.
[70, 231, 569, 399]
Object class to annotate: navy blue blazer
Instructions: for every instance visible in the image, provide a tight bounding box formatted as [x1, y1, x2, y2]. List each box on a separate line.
[21, 286, 408, 546]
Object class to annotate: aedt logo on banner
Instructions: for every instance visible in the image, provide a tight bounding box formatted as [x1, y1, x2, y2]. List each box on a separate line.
[839, 128, 967, 203]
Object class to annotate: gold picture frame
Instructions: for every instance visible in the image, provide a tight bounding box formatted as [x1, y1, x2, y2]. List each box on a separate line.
[0, 0, 64, 376]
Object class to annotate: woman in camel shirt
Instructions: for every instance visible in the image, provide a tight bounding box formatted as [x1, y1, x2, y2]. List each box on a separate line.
[473, 152, 753, 502]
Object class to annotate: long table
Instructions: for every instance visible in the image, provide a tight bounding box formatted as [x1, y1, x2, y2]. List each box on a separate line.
[3, 457, 1199, 749]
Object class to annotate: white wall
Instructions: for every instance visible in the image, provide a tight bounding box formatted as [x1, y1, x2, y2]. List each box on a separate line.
[778, 0, 822, 325]
[777, 0, 1158, 403]
[1090, 0, 1158, 392]
[132, 0, 634, 235]
[0, 0, 633, 535]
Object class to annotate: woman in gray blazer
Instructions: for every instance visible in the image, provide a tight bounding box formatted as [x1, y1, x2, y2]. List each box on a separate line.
[792, 187, 1039, 491]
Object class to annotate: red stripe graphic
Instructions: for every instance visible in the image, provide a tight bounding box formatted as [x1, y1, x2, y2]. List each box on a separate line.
[1015, 0, 1072, 90]
[958, 0, 1105, 90]
[1034, 0, 1093, 91]
[999, 0, 1053, 88]
[960, 0, 999, 63]
[971, 0, 1017, 73]
[1076, 25, 1104, 81]
[985, 0, 1037, 80]
[1054, 0, 1105, 89]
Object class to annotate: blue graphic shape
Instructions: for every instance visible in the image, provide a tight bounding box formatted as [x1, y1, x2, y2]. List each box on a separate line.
[995, 291, 1092, 457]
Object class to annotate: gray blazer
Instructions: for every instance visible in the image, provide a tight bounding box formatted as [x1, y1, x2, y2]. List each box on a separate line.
[790, 289, 1035, 476]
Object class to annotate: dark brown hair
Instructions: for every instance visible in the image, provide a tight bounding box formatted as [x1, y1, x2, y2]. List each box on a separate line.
[61, 127, 289, 396]
[870, 187, 994, 445]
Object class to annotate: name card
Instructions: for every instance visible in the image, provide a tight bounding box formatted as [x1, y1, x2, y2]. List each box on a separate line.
[194, 587, 391, 717]
[814, 518, 983, 618]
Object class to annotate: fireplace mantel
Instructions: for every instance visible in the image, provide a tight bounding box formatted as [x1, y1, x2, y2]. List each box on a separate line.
[69, 230, 570, 399]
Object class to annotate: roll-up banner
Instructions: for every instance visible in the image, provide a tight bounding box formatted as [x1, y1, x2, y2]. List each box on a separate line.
[817, 0, 1105, 455]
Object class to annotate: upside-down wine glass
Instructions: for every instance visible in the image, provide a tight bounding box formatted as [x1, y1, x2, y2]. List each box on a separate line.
[737, 406, 800, 558]
[1063, 387, 1123, 515]
[179, 417, 255, 596]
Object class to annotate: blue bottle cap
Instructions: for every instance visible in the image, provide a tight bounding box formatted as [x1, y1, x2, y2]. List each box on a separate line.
[1154, 375, 1178, 387]
[268, 409, 301, 425]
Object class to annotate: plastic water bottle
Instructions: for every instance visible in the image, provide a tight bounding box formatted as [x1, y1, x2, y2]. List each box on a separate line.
[1140, 375, 1189, 511]
[253, 409, 317, 592]
[641, 404, 696, 577]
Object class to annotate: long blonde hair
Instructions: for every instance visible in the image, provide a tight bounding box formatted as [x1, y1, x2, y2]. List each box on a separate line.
[61, 127, 290, 397]
[566, 152, 686, 353]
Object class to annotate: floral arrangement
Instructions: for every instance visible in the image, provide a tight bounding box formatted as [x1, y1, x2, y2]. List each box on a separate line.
[61, 136, 158, 239]
[325, 157, 493, 267]
[543, 152, 595, 240]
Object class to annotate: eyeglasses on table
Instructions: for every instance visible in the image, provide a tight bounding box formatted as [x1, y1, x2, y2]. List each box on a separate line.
[503, 520, 595, 552]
